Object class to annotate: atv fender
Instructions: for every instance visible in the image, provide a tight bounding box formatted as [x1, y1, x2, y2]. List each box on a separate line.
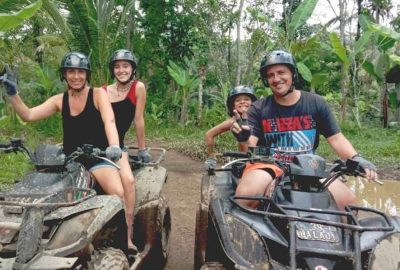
[44, 195, 124, 256]
[134, 165, 167, 205]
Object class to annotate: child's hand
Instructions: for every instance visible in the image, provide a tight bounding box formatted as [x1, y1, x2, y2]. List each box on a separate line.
[230, 110, 251, 142]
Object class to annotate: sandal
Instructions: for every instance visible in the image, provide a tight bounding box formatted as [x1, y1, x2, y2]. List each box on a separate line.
[127, 245, 138, 265]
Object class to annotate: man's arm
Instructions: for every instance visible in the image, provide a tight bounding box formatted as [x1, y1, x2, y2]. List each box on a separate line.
[326, 133, 357, 160]
[327, 132, 378, 181]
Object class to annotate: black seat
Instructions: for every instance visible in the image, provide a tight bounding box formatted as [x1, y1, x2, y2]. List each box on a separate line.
[230, 161, 246, 190]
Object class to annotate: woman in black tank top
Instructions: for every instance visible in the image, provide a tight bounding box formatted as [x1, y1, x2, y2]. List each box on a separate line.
[105, 49, 150, 256]
[5, 51, 127, 219]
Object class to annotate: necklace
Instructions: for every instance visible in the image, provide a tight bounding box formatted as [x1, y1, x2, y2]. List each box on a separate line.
[116, 81, 133, 96]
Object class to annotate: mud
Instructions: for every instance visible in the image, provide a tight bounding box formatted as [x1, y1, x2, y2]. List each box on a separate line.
[148, 143, 399, 270]
[160, 148, 202, 270]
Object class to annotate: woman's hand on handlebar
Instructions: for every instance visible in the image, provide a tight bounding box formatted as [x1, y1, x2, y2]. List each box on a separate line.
[105, 145, 122, 162]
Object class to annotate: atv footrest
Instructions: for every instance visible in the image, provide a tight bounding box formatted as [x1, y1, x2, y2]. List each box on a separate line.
[0, 255, 78, 270]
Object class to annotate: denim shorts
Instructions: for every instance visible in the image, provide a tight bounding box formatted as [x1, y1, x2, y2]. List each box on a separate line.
[78, 157, 117, 172]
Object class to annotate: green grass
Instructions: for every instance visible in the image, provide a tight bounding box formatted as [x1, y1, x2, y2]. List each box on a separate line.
[144, 119, 400, 170]
[317, 126, 400, 168]
[1, 117, 399, 190]
[0, 116, 61, 189]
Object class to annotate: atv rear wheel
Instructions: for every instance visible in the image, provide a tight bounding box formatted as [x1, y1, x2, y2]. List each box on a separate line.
[194, 205, 208, 270]
[201, 211, 230, 269]
[15, 207, 44, 264]
[146, 196, 171, 270]
[368, 232, 400, 270]
[88, 247, 129, 270]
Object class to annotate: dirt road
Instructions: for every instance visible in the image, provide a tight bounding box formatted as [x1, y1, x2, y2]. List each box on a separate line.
[161, 148, 203, 270]
[154, 145, 400, 270]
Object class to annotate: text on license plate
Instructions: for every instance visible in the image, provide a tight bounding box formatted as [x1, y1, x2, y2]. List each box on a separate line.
[296, 222, 339, 243]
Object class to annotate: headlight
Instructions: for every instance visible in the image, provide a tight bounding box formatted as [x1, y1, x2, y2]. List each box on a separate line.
[46, 209, 99, 250]
[225, 214, 270, 268]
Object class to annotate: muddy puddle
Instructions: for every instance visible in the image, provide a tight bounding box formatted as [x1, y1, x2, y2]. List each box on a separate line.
[347, 177, 400, 216]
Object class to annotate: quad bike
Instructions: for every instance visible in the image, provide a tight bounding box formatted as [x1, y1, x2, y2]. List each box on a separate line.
[0, 138, 170, 270]
[194, 147, 400, 270]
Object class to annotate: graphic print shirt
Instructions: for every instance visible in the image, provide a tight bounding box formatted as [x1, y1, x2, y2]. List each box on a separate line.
[247, 91, 340, 162]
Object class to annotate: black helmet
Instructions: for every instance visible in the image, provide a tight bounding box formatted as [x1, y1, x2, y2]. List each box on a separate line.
[259, 50, 298, 87]
[109, 49, 137, 79]
[226, 86, 257, 116]
[60, 52, 91, 82]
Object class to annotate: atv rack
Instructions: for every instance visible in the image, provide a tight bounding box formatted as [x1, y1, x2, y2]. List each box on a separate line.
[230, 195, 394, 270]
[0, 187, 96, 208]
[127, 146, 166, 169]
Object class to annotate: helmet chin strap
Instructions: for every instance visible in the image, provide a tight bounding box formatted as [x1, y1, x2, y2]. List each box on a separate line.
[279, 73, 296, 98]
[116, 71, 136, 84]
[116, 78, 132, 85]
[68, 82, 86, 92]
[281, 83, 295, 98]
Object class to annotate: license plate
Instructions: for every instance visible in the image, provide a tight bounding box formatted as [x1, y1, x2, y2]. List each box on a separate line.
[296, 222, 339, 243]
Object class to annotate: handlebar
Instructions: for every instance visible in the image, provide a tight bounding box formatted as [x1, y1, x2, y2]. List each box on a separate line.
[67, 144, 120, 169]
[0, 138, 33, 159]
[220, 149, 381, 186]
[127, 146, 166, 167]
[0, 143, 11, 148]
[223, 151, 251, 159]
[0, 139, 120, 170]
[329, 159, 383, 185]
[330, 159, 365, 177]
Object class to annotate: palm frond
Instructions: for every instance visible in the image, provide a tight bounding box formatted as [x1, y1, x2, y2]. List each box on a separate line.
[41, 0, 73, 41]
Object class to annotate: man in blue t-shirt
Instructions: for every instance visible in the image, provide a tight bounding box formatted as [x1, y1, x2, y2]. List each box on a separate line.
[231, 50, 378, 210]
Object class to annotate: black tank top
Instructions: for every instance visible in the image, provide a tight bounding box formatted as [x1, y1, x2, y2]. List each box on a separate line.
[62, 88, 108, 155]
[111, 84, 136, 147]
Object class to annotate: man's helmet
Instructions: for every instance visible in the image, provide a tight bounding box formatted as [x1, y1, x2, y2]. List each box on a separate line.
[60, 52, 91, 82]
[109, 49, 137, 79]
[259, 50, 299, 87]
[226, 86, 257, 116]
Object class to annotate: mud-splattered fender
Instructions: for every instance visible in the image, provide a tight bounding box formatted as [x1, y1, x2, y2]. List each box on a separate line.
[44, 195, 124, 256]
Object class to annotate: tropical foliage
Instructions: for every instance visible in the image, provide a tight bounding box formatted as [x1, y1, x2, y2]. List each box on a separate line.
[0, 0, 399, 135]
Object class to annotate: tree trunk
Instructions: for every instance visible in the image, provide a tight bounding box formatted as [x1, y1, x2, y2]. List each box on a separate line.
[198, 66, 206, 124]
[180, 88, 188, 125]
[396, 84, 400, 122]
[340, 68, 349, 123]
[338, 0, 348, 122]
[382, 83, 388, 128]
[33, 18, 43, 66]
[227, 28, 232, 84]
[127, 0, 136, 50]
[235, 0, 245, 86]
[356, 0, 363, 40]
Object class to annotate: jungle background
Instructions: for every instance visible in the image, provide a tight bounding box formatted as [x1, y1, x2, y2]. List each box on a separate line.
[0, 0, 400, 186]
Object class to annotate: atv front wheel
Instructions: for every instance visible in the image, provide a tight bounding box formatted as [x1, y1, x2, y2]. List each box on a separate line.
[368, 232, 400, 270]
[15, 207, 44, 264]
[88, 247, 129, 270]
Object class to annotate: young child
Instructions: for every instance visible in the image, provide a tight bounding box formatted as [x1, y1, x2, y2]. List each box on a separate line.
[204, 86, 257, 169]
